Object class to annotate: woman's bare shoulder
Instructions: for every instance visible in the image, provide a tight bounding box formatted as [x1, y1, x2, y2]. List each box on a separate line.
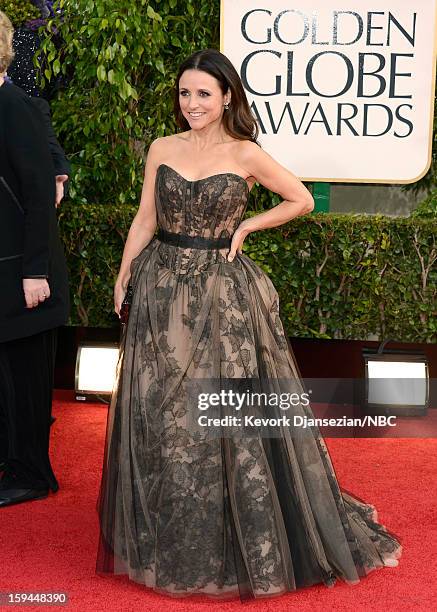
[149, 134, 173, 150]
[150, 132, 190, 146]
[235, 138, 260, 157]
[233, 139, 263, 176]
[148, 133, 188, 159]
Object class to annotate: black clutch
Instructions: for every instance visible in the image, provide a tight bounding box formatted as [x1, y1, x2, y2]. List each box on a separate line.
[119, 284, 133, 325]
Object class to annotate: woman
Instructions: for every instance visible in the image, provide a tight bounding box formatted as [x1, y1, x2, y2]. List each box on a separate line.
[0, 10, 69, 507]
[97, 48, 402, 601]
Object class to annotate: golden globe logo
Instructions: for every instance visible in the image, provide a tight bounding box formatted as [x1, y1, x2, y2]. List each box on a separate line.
[221, 1, 437, 183]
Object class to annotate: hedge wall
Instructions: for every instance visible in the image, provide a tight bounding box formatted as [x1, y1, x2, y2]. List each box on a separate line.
[58, 203, 436, 343]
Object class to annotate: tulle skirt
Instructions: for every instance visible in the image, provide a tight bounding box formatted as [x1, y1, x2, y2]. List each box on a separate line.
[96, 238, 402, 601]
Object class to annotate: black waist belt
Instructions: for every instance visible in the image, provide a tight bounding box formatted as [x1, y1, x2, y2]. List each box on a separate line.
[156, 228, 231, 249]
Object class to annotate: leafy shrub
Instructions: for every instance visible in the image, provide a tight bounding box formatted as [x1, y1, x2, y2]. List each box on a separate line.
[411, 189, 437, 219]
[0, 1, 40, 27]
[58, 203, 436, 342]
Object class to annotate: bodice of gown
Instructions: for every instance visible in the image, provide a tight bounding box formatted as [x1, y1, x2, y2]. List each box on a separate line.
[155, 164, 250, 240]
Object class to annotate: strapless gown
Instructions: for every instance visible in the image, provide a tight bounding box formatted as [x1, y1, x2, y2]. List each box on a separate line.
[96, 163, 402, 602]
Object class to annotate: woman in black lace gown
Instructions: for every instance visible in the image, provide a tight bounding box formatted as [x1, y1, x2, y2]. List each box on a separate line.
[96, 48, 402, 602]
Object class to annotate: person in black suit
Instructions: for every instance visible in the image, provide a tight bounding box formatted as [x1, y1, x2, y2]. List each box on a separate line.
[29, 96, 71, 206]
[0, 11, 70, 507]
[2, 82, 71, 205]
[0, 8, 71, 473]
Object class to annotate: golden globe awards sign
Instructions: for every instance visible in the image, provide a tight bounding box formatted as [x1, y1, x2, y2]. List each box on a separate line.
[221, 1, 437, 183]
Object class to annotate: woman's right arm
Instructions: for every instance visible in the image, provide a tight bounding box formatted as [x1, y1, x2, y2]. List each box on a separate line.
[114, 139, 161, 315]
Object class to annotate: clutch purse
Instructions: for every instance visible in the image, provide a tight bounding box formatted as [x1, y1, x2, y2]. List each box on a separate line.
[119, 283, 133, 325]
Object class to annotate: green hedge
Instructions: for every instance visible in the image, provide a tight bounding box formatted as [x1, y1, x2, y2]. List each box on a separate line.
[58, 203, 436, 342]
[411, 188, 437, 219]
[0, 0, 39, 27]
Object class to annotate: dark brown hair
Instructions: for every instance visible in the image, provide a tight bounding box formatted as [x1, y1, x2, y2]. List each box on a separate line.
[173, 48, 259, 143]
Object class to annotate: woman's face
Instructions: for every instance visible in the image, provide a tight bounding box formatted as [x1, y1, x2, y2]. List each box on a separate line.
[178, 69, 230, 130]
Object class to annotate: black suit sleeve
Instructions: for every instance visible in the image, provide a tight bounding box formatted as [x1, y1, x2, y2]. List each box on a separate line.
[31, 97, 71, 177]
[5, 94, 55, 278]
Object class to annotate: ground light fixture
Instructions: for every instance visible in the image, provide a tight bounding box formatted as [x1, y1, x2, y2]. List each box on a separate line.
[75, 342, 119, 402]
[362, 340, 429, 417]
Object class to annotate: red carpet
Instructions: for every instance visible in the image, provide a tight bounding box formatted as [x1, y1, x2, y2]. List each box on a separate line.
[1, 390, 436, 611]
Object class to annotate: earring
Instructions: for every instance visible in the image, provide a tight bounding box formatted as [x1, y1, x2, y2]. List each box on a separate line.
[224, 101, 230, 110]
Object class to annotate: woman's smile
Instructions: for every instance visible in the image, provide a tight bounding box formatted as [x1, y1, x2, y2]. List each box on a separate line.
[187, 111, 205, 120]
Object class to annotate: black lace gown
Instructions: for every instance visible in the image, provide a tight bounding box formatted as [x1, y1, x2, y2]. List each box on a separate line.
[96, 163, 402, 601]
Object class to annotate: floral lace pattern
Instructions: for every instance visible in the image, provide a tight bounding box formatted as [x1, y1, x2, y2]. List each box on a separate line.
[96, 165, 402, 602]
